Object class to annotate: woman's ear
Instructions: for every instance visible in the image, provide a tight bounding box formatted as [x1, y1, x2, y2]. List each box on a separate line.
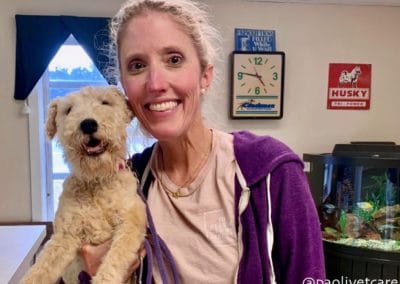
[200, 64, 214, 92]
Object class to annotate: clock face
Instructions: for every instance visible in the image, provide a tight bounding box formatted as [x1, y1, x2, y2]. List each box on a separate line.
[231, 52, 285, 119]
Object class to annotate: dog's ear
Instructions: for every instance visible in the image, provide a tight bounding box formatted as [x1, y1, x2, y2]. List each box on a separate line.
[125, 99, 135, 122]
[112, 86, 135, 123]
[108, 86, 135, 123]
[45, 99, 59, 139]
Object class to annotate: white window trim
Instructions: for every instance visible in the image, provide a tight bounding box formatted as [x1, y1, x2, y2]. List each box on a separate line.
[27, 80, 49, 221]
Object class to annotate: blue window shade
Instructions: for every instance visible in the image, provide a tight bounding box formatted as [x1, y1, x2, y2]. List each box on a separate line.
[14, 15, 116, 101]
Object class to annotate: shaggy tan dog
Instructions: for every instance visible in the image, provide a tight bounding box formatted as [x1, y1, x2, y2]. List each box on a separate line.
[21, 86, 147, 284]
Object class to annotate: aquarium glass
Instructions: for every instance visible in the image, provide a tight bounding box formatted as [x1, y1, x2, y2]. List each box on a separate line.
[320, 165, 400, 252]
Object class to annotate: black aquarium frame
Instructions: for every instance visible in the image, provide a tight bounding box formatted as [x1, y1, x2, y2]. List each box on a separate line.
[304, 142, 400, 280]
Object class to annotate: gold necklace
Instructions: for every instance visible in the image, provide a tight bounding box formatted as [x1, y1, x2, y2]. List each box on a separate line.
[159, 146, 211, 199]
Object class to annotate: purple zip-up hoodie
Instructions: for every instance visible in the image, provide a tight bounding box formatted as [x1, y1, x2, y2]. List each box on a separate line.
[233, 131, 325, 283]
[76, 131, 325, 283]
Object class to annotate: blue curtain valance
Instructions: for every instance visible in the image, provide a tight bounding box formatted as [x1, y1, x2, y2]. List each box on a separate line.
[14, 15, 115, 101]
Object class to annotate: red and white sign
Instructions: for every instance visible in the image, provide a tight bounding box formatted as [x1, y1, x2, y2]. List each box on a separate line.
[327, 63, 372, 110]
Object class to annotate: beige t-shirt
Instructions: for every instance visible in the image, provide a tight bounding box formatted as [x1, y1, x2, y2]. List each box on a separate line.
[147, 129, 239, 284]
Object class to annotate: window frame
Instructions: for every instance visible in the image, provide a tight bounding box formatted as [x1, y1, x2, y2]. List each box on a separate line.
[28, 81, 49, 221]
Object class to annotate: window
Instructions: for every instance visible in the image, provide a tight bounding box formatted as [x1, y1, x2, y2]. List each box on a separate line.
[30, 35, 154, 220]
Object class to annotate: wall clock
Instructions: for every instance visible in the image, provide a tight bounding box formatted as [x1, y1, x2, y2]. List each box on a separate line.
[231, 51, 285, 119]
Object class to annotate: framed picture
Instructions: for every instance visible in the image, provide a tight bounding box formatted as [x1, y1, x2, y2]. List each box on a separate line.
[231, 51, 285, 119]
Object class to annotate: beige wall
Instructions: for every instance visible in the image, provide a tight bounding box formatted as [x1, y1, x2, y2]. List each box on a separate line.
[1, 0, 399, 221]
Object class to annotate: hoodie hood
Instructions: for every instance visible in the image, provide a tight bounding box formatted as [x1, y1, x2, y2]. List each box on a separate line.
[233, 131, 304, 186]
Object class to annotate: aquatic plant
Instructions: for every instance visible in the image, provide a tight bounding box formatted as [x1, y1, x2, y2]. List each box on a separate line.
[339, 210, 347, 238]
[353, 204, 374, 224]
[364, 173, 398, 210]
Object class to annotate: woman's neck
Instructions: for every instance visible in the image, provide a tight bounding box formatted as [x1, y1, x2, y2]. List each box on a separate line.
[158, 124, 212, 187]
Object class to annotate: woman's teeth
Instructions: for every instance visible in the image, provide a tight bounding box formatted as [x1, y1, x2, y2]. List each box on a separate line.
[149, 101, 178, 111]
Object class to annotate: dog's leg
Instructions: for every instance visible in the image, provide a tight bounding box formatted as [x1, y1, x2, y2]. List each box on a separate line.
[20, 234, 80, 284]
[91, 200, 147, 284]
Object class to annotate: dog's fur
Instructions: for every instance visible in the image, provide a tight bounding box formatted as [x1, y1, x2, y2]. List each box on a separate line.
[21, 86, 147, 284]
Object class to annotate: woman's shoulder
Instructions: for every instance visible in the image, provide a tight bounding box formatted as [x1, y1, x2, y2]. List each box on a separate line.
[232, 130, 300, 159]
[128, 144, 156, 178]
[232, 130, 303, 184]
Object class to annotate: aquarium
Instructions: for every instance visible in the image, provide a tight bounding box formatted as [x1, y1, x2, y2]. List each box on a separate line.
[304, 142, 400, 280]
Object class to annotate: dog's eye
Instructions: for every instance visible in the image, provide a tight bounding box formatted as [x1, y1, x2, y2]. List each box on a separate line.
[102, 100, 110, 106]
[65, 107, 72, 115]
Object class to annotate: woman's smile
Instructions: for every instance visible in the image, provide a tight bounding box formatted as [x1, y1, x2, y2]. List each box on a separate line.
[147, 100, 179, 112]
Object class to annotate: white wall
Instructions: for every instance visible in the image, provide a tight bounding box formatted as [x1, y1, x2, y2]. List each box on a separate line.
[205, 0, 400, 155]
[1, 0, 399, 221]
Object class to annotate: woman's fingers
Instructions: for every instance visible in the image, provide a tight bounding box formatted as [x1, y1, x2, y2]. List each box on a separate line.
[80, 240, 112, 276]
[123, 245, 147, 282]
[81, 240, 146, 280]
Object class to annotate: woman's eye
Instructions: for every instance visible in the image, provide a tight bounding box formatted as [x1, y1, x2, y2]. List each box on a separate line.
[128, 61, 146, 73]
[168, 55, 183, 65]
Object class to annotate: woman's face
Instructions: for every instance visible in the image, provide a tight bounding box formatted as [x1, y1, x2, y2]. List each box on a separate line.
[119, 11, 213, 141]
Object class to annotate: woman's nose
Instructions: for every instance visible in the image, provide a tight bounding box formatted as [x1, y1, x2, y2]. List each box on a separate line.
[146, 66, 168, 93]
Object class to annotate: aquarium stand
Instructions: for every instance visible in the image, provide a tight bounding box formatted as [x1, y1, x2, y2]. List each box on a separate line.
[324, 241, 400, 280]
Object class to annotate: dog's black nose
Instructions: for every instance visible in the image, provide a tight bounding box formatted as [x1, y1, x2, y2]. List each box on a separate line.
[80, 119, 98, 134]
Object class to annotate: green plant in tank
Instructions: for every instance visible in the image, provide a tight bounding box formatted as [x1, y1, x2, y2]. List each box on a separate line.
[354, 202, 374, 224]
[363, 173, 397, 210]
[339, 210, 347, 238]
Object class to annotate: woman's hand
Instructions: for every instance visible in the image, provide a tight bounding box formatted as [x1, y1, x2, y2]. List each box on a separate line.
[80, 240, 146, 280]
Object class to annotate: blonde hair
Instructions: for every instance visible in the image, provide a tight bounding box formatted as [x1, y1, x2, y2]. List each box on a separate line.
[110, 0, 221, 73]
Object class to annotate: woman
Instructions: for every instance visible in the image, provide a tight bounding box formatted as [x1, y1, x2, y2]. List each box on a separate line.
[81, 0, 326, 283]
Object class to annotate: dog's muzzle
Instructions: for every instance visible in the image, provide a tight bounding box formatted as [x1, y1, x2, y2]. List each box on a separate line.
[80, 118, 108, 156]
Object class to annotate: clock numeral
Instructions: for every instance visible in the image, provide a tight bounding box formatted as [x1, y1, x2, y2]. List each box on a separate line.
[255, 87, 260, 95]
[273, 72, 279, 80]
[254, 57, 263, 65]
[237, 72, 243, 80]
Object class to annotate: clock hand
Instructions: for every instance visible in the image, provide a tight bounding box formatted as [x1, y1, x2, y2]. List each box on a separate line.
[241, 70, 266, 86]
[253, 67, 266, 86]
[241, 72, 265, 84]
[257, 76, 266, 86]
[241, 72, 259, 78]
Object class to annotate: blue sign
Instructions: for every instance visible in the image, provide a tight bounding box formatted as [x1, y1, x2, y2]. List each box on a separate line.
[235, 28, 276, 52]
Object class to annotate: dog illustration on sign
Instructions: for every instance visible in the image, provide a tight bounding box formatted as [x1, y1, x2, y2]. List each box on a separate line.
[338, 65, 362, 88]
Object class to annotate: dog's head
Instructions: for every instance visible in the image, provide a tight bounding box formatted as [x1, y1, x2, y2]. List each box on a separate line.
[46, 86, 134, 180]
